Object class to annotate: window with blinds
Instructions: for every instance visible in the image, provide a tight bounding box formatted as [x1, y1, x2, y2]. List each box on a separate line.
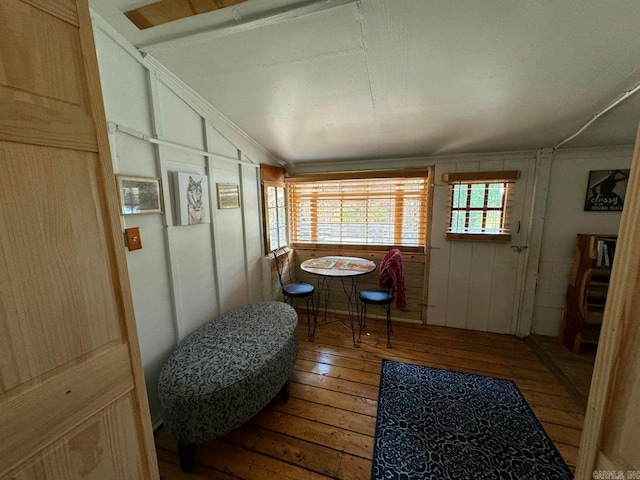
[288, 175, 428, 247]
[442, 171, 520, 242]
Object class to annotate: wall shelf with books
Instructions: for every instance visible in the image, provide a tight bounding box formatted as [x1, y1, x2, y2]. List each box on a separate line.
[561, 233, 617, 353]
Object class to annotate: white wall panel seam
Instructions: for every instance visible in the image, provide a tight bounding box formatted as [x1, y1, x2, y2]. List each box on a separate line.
[204, 123, 222, 317]
[238, 163, 251, 300]
[147, 72, 183, 346]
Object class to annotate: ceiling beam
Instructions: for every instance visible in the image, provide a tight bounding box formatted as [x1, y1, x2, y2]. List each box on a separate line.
[139, 0, 360, 53]
[125, 0, 248, 30]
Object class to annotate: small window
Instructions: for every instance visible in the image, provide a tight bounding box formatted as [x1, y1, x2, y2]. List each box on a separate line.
[442, 171, 520, 242]
[264, 182, 288, 251]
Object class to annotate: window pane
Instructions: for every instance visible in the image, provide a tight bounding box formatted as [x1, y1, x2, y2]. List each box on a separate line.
[276, 186, 285, 206]
[269, 230, 278, 250]
[469, 183, 486, 208]
[277, 207, 286, 227]
[268, 207, 277, 230]
[402, 198, 421, 243]
[267, 186, 276, 208]
[343, 200, 366, 224]
[367, 199, 393, 223]
[317, 201, 340, 231]
[467, 211, 484, 232]
[297, 219, 311, 241]
[452, 184, 468, 208]
[450, 211, 464, 233]
[487, 183, 504, 208]
[485, 210, 502, 232]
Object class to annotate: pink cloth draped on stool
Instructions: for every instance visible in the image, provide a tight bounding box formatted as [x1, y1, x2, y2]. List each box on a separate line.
[378, 248, 406, 310]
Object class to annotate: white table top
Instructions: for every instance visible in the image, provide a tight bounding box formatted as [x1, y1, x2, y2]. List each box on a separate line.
[300, 256, 376, 277]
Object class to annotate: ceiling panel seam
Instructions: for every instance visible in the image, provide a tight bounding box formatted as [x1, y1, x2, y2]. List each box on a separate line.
[355, 0, 381, 157]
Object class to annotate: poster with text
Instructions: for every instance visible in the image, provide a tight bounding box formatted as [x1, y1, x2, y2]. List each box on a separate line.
[584, 169, 630, 212]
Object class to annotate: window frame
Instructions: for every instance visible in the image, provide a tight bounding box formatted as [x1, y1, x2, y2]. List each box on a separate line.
[263, 181, 288, 253]
[442, 170, 520, 242]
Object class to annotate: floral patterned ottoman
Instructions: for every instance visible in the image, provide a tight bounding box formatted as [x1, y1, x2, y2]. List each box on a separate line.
[158, 301, 298, 472]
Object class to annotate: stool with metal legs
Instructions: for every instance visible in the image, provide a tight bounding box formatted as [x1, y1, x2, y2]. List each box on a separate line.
[273, 247, 316, 339]
[357, 249, 404, 348]
[358, 288, 394, 348]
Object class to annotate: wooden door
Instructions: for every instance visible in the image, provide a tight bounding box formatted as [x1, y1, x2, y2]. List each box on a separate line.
[574, 123, 640, 478]
[0, 1, 159, 478]
[429, 157, 536, 335]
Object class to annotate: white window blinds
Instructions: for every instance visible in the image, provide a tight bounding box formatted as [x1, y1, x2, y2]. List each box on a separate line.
[288, 176, 428, 247]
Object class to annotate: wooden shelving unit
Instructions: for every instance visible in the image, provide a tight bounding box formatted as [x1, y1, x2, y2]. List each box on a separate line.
[562, 233, 617, 353]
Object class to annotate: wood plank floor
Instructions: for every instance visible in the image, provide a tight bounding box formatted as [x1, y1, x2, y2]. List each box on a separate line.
[155, 313, 585, 479]
[528, 334, 596, 407]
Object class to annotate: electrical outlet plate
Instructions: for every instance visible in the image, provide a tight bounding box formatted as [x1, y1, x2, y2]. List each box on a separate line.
[125, 227, 142, 251]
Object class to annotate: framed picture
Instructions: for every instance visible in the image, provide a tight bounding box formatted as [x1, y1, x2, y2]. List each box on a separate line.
[584, 169, 630, 212]
[217, 182, 240, 209]
[173, 172, 211, 225]
[116, 175, 162, 215]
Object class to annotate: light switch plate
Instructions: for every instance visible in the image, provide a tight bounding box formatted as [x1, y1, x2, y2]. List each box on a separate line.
[125, 227, 142, 251]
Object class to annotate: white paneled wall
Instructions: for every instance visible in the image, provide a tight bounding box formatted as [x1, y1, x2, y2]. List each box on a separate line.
[210, 160, 249, 312]
[532, 147, 632, 336]
[240, 163, 265, 306]
[92, 18, 279, 425]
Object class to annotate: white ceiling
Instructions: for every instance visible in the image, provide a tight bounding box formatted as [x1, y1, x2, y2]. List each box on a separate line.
[90, 0, 640, 166]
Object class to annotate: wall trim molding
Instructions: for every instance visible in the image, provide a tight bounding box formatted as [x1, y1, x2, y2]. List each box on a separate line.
[553, 144, 634, 159]
[288, 149, 542, 174]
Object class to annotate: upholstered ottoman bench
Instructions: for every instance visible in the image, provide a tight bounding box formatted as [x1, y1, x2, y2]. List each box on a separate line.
[158, 301, 298, 472]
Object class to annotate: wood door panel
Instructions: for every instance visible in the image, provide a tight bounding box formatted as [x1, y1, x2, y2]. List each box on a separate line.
[0, 2, 84, 103]
[0, 0, 158, 477]
[0, 85, 97, 152]
[0, 344, 134, 477]
[575, 123, 640, 476]
[0, 142, 121, 392]
[22, 0, 79, 26]
[0, 2, 96, 151]
[3, 392, 144, 480]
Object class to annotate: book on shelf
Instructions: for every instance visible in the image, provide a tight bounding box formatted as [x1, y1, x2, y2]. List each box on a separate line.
[595, 238, 617, 267]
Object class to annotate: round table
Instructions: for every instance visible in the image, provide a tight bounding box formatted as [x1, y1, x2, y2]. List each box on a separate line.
[300, 256, 376, 347]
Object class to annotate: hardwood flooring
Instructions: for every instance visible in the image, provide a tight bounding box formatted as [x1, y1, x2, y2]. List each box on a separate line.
[527, 334, 596, 407]
[155, 313, 586, 479]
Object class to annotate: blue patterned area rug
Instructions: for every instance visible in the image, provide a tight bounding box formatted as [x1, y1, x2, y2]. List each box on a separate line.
[371, 360, 573, 480]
